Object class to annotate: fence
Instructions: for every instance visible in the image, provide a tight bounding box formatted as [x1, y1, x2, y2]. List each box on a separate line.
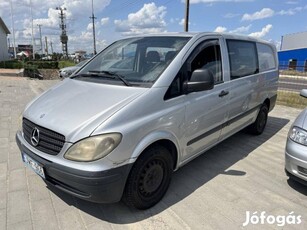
[278, 70, 307, 108]
[279, 60, 307, 72]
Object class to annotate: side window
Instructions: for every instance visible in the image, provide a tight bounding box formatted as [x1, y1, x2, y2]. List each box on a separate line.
[227, 40, 258, 79]
[164, 71, 183, 100]
[257, 43, 276, 72]
[164, 39, 223, 100]
[188, 40, 223, 84]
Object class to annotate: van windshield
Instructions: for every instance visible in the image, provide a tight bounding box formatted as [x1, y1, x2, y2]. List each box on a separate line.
[73, 36, 191, 87]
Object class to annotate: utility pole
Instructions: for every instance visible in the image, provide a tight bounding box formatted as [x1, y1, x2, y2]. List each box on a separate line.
[30, 0, 35, 59]
[10, 0, 16, 58]
[56, 6, 68, 58]
[184, 0, 190, 32]
[37, 24, 43, 55]
[90, 0, 97, 55]
[50, 41, 53, 54]
[45, 36, 48, 55]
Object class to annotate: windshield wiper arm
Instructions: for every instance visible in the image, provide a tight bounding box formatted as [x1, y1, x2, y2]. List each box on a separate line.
[88, 70, 131, 86]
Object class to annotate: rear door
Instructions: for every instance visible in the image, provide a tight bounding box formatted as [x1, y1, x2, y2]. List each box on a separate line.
[220, 39, 260, 139]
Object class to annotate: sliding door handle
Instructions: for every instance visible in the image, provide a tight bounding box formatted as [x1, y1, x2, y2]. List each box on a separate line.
[219, 90, 229, 97]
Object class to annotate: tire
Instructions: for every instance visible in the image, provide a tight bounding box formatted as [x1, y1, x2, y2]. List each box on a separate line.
[122, 145, 173, 210]
[247, 104, 269, 135]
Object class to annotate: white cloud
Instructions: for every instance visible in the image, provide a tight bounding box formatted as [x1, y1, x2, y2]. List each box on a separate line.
[101, 17, 109, 26]
[249, 24, 272, 38]
[229, 24, 252, 33]
[278, 7, 303, 16]
[242, 8, 274, 21]
[179, 19, 185, 26]
[2, 0, 111, 53]
[214, 26, 227, 32]
[114, 3, 167, 36]
[179, 18, 191, 26]
[286, 1, 299, 4]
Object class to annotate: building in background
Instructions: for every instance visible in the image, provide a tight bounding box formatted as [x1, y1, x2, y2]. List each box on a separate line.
[278, 31, 307, 72]
[0, 17, 11, 62]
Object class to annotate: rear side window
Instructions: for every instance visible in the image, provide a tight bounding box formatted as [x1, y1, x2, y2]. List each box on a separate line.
[227, 40, 258, 79]
[257, 43, 276, 72]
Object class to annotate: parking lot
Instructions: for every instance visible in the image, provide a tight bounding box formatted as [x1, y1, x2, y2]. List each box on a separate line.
[0, 76, 306, 230]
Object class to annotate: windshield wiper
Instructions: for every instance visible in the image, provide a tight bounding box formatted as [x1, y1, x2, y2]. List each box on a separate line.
[87, 70, 131, 86]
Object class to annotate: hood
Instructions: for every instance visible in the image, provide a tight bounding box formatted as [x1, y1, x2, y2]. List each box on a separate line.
[300, 108, 307, 130]
[60, 66, 78, 72]
[293, 108, 307, 130]
[24, 79, 148, 142]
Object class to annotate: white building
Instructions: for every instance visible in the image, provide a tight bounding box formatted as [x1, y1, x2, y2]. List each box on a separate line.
[0, 17, 10, 62]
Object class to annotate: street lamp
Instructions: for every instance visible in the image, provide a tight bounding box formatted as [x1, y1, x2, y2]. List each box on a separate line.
[90, 0, 97, 55]
[30, 0, 35, 59]
[10, 0, 17, 58]
[37, 24, 43, 55]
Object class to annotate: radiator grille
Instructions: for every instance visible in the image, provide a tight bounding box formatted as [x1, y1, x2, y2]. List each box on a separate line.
[23, 118, 65, 155]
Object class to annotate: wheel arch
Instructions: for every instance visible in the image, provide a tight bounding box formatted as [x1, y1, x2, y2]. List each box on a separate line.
[130, 131, 180, 170]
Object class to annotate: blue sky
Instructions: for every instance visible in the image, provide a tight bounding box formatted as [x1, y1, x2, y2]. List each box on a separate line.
[1, 0, 307, 54]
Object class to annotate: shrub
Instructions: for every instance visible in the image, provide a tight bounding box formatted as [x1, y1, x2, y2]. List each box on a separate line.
[26, 61, 59, 69]
[0, 60, 24, 69]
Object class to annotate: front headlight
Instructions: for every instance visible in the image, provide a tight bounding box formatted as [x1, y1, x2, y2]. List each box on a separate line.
[64, 133, 122, 162]
[289, 126, 307, 146]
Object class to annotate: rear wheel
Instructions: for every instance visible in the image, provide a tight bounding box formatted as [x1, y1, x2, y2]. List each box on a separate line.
[122, 145, 173, 209]
[248, 104, 269, 135]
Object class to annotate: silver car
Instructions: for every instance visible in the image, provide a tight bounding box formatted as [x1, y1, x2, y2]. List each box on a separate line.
[59, 60, 88, 78]
[16, 33, 278, 209]
[285, 89, 307, 184]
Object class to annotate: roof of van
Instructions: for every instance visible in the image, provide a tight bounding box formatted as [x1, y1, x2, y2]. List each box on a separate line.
[126, 32, 270, 44]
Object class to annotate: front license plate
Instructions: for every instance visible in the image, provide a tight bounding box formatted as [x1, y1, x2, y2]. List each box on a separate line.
[22, 153, 45, 179]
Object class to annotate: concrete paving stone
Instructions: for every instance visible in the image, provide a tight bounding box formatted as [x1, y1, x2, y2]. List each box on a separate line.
[28, 174, 50, 202]
[7, 190, 31, 225]
[7, 220, 32, 230]
[8, 153, 24, 171]
[57, 209, 85, 230]
[75, 200, 105, 227]
[31, 199, 59, 230]
[0, 138, 9, 148]
[0, 209, 6, 230]
[9, 141, 19, 155]
[86, 222, 113, 230]
[0, 179, 7, 210]
[0, 129, 9, 138]
[8, 168, 27, 192]
[50, 189, 76, 214]
[0, 148, 9, 163]
[0, 162, 7, 180]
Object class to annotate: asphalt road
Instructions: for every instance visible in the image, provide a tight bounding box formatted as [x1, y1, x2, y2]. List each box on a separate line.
[279, 75, 307, 92]
[0, 76, 307, 230]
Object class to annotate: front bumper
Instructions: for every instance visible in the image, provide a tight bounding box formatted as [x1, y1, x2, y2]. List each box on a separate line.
[285, 137, 307, 182]
[16, 132, 132, 203]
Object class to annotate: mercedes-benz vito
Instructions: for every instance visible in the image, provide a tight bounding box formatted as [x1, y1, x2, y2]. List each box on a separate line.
[16, 32, 278, 209]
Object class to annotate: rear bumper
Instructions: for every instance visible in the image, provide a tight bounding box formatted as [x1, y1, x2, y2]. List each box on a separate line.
[16, 132, 132, 203]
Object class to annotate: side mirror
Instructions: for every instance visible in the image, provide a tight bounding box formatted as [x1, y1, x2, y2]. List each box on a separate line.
[300, 89, 307, 98]
[186, 69, 214, 93]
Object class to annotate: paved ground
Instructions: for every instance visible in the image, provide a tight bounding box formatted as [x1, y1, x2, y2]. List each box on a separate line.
[0, 76, 307, 230]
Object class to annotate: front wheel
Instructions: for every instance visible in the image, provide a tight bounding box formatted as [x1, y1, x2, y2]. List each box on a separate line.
[247, 104, 269, 135]
[122, 145, 173, 209]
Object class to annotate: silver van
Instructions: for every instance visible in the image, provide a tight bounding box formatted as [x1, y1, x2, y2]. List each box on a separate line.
[16, 32, 278, 209]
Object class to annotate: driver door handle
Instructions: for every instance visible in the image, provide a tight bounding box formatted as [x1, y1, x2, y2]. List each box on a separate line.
[219, 90, 229, 97]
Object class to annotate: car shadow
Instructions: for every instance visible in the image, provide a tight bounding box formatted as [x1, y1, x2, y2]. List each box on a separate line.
[47, 116, 289, 224]
[286, 179, 307, 196]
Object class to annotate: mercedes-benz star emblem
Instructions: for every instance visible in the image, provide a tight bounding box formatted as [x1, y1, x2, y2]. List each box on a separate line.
[31, 127, 40, 147]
